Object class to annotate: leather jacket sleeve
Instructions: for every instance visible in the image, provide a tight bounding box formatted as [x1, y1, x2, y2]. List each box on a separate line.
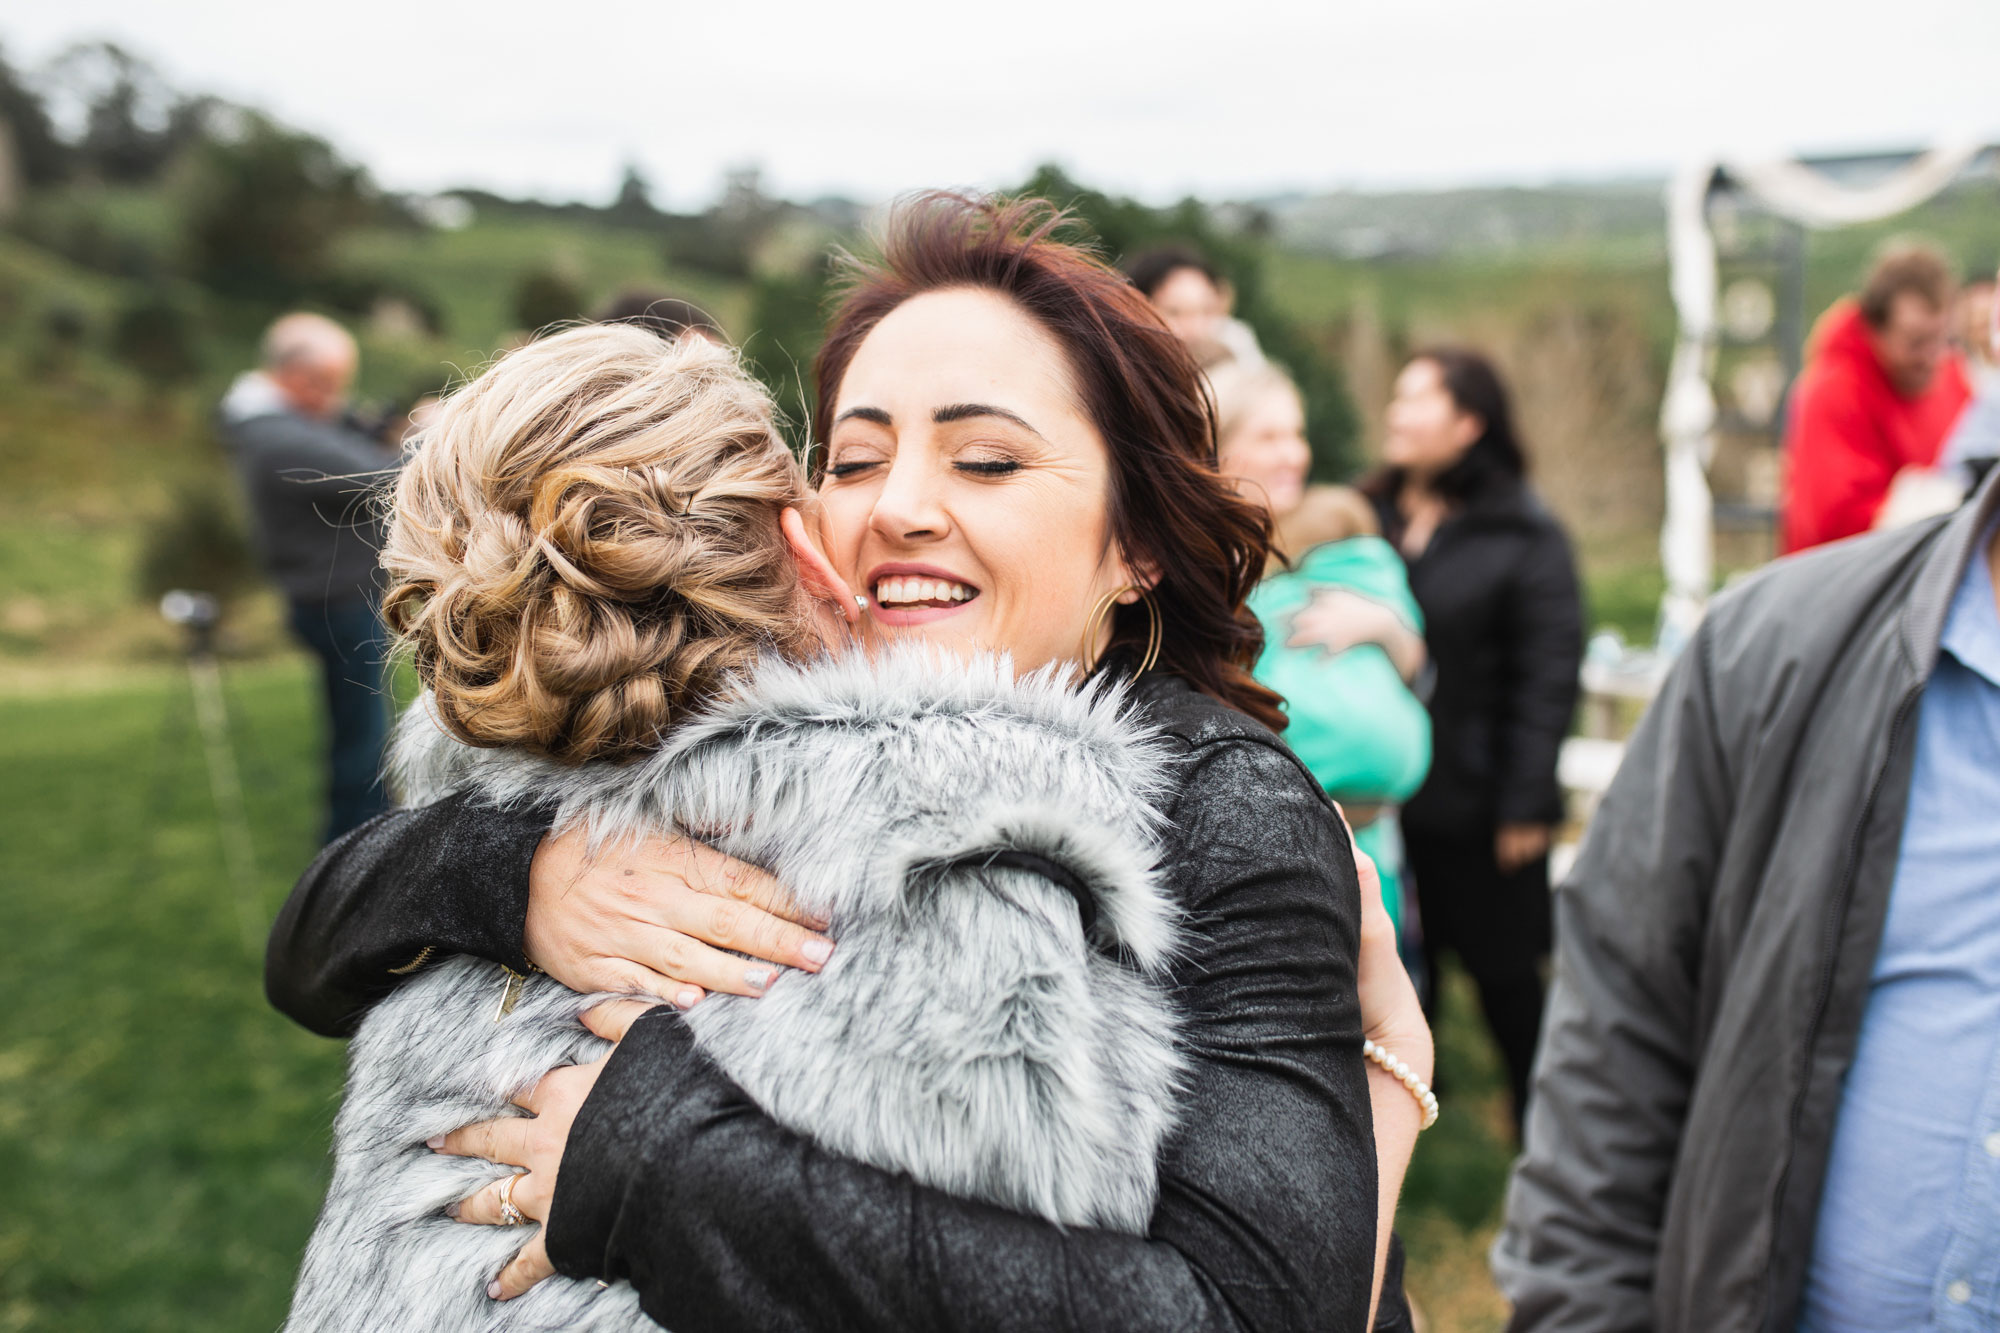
[1491, 621, 1731, 1331]
[1495, 517, 1584, 826]
[263, 793, 552, 1037]
[546, 735, 1390, 1333]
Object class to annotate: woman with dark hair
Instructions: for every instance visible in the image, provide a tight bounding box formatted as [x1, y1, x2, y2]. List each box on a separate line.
[266, 195, 1430, 1331]
[1125, 243, 1265, 365]
[1364, 347, 1582, 1136]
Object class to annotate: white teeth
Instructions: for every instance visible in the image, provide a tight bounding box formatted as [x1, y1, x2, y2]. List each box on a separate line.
[871, 576, 976, 607]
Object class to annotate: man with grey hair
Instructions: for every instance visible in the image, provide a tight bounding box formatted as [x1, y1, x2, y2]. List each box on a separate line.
[220, 312, 401, 842]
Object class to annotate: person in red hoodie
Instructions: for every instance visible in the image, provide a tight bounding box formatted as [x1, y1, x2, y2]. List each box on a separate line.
[1781, 246, 1971, 554]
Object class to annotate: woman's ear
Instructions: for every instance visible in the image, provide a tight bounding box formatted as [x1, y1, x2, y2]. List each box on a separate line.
[1451, 410, 1486, 453]
[1115, 548, 1163, 602]
[780, 506, 861, 624]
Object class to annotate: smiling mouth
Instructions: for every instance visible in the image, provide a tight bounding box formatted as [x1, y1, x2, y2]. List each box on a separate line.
[871, 575, 980, 611]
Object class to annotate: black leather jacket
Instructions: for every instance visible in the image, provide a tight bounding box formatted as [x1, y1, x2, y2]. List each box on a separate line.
[1372, 480, 1583, 833]
[268, 668, 1409, 1332]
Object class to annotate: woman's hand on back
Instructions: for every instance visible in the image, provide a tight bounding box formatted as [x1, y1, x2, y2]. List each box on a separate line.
[438, 999, 661, 1301]
[526, 827, 835, 1007]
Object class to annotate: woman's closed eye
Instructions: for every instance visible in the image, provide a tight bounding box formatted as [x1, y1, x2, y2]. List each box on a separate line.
[826, 458, 881, 479]
[955, 458, 1022, 477]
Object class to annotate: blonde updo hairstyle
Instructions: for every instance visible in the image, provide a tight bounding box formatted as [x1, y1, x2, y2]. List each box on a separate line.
[382, 324, 815, 764]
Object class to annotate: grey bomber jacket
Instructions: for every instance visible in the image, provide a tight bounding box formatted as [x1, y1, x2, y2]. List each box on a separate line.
[1494, 469, 2000, 1332]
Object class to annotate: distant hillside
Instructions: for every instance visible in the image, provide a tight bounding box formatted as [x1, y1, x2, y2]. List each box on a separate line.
[1245, 181, 1669, 260]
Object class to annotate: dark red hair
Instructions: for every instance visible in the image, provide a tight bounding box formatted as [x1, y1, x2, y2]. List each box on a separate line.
[811, 192, 1284, 731]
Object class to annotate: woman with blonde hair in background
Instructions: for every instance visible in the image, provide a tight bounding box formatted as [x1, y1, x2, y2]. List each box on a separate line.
[270, 196, 1435, 1332]
[1209, 358, 1431, 963]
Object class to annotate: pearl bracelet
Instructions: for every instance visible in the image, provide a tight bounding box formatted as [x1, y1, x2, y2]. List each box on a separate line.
[1363, 1038, 1440, 1130]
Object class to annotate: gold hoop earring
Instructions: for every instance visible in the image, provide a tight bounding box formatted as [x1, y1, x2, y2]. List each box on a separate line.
[1079, 585, 1162, 677]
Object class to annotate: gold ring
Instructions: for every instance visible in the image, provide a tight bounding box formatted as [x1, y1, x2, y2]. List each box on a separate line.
[498, 1171, 526, 1226]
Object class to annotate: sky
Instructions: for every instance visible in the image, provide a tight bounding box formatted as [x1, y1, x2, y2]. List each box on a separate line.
[7, 0, 1999, 207]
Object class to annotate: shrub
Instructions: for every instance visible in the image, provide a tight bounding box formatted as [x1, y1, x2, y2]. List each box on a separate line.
[136, 485, 258, 605]
[111, 290, 204, 389]
[512, 267, 583, 336]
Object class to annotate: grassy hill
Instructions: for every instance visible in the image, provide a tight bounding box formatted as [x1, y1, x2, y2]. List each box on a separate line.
[7, 177, 1996, 674]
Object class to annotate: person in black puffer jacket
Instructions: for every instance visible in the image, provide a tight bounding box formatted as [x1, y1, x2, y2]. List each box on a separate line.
[1364, 347, 1583, 1136]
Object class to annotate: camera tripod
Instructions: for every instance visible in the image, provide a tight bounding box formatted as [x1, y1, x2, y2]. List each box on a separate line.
[141, 590, 263, 951]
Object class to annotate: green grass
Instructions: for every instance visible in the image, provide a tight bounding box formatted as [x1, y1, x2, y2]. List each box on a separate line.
[0, 659, 1520, 1332]
[0, 658, 342, 1333]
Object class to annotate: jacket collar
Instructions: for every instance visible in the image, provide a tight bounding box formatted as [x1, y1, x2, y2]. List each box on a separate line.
[1901, 467, 2000, 674]
[1457, 477, 1541, 526]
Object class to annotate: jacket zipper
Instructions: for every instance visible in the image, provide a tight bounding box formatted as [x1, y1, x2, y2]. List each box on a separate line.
[1760, 684, 1922, 1331]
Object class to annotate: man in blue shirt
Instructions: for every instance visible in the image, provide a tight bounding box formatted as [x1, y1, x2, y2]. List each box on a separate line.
[1801, 510, 2000, 1329]
[1496, 470, 2000, 1331]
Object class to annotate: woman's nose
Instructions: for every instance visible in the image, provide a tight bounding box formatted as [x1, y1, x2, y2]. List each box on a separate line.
[868, 452, 950, 543]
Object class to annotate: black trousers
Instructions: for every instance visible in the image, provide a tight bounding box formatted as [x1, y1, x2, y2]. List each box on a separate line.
[1405, 827, 1552, 1137]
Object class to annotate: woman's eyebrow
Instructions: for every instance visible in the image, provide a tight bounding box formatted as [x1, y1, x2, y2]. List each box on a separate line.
[834, 406, 893, 427]
[932, 402, 1045, 439]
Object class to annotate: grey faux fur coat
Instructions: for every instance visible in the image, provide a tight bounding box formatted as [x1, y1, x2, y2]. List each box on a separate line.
[284, 647, 1186, 1332]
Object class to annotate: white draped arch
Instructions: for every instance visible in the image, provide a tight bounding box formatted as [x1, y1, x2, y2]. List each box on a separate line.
[1656, 141, 1997, 653]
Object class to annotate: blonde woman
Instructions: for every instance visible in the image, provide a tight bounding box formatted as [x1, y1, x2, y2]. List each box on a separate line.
[1209, 359, 1431, 951]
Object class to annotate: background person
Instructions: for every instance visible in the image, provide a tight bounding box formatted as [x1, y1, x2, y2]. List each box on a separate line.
[1781, 245, 1972, 553]
[1125, 244, 1265, 367]
[1495, 468, 2000, 1333]
[592, 289, 728, 344]
[1210, 358, 1431, 961]
[1939, 262, 2000, 483]
[1952, 268, 1996, 380]
[1363, 347, 1583, 1136]
[218, 312, 401, 842]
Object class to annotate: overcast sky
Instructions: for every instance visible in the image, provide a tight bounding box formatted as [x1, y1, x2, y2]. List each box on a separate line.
[8, 0, 1998, 207]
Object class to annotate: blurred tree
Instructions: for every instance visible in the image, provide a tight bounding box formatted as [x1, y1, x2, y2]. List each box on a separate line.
[661, 214, 752, 279]
[137, 486, 257, 606]
[40, 42, 208, 184]
[0, 45, 70, 184]
[181, 112, 372, 304]
[741, 256, 833, 454]
[609, 163, 658, 226]
[34, 302, 89, 376]
[1018, 165, 1361, 479]
[513, 267, 584, 335]
[111, 289, 203, 390]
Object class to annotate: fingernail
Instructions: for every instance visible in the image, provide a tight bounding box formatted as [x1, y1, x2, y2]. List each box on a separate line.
[801, 938, 833, 966]
[445, 1201, 460, 1218]
[674, 987, 700, 1010]
[426, 1136, 445, 1150]
[745, 968, 773, 991]
[486, 1280, 503, 1300]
